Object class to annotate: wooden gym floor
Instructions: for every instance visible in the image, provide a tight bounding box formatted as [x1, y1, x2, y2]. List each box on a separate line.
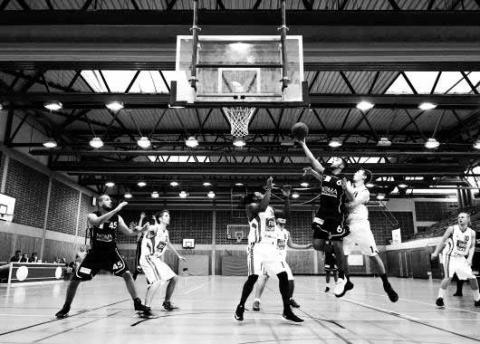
[1, 275, 479, 343]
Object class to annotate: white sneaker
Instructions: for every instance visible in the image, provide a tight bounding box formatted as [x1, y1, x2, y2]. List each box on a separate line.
[334, 278, 346, 297]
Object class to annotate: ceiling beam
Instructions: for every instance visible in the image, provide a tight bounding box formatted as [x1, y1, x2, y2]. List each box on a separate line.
[2, 92, 480, 109]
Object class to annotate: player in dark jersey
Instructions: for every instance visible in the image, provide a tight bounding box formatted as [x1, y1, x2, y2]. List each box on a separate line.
[297, 139, 352, 297]
[55, 195, 150, 318]
[324, 241, 338, 292]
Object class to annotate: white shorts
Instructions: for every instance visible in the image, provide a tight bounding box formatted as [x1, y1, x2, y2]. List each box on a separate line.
[248, 243, 286, 276]
[140, 256, 176, 284]
[262, 259, 294, 280]
[343, 220, 378, 257]
[443, 255, 476, 280]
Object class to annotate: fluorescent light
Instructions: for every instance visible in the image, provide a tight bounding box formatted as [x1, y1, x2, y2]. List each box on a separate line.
[398, 183, 408, 188]
[43, 140, 57, 148]
[203, 182, 212, 187]
[44, 101, 63, 111]
[366, 183, 375, 188]
[474, 139, 480, 150]
[124, 192, 132, 199]
[137, 181, 146, 187]
[425, 138, 440, 149]
[292, 192, 300, 199]
[168, 105, 185, 109]
[235, 182, 244, 187]
[300, 182, 309, 187]
[356, 101, 374, 112]
[105, 181, 115, 188]
[207, 191, 215, 199]
[105, 101, 124, 112]
[377, 137, 392, 147]
[233, 137, 246, 147]
[170, 181, 179, 187]
[137, 136, 151, 149]
[89, 137, 104, 149]
[179, 191, 188, 198]
[151, 191, 159, 198]
[185, 136, 199, 148]
[418, 102, 437, 111]
[376, 194, 385, 200]
[328, 138, 342, 148]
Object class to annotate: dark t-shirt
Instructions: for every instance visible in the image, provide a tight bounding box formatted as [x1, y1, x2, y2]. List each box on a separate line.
[317, 167, 346, 219]
[89, 211, 119, 251]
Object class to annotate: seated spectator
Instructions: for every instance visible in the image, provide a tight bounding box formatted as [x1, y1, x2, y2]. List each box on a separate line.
[29, 252, 39, 263]
[20, 253, 29, 263]
[10, 250, 21, 262]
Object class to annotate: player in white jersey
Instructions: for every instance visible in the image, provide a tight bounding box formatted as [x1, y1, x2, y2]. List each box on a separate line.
[252, 187, 312, 311]
[342, 169, 398, 302]
[431, 212, 480, 307]
[234, 177, 303, 323]
[139, 210, 185, 312]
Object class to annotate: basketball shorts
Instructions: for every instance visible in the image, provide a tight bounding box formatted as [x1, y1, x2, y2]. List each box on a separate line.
[343, 220, 379, 257]
[262, 258, 293, 280]
[312, 216, 349, 241]
[73, 247, 129, 280]
[140, 256, 176, 284]
[247, 243, 286, 276]
[324, 262, 338, 272]
[443, 255, 476, 280]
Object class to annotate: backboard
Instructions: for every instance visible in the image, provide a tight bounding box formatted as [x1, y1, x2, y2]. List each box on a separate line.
[172, 35, 307, 107]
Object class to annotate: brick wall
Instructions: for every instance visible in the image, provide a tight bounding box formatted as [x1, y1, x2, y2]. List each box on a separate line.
[5, 159, 49, 228]
[46, 180, 80, 235]
[78, 193, 95, 238]
[415, 201, 459, 222]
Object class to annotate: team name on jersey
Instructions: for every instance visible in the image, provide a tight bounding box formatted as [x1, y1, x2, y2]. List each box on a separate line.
[322, 186, 338, 198]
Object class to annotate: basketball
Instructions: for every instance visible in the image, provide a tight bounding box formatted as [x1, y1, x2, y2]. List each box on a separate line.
[291, 122, 309, 140]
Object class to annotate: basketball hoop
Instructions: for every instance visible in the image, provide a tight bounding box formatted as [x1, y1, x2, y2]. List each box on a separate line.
[223, 107, 255, 137]
[235, 231, 244, 243]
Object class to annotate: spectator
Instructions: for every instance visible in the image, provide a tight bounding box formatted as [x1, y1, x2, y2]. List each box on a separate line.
[29, 252, 39, 263]
[10, 250, 21, 262]
[20, 253, 29, 263]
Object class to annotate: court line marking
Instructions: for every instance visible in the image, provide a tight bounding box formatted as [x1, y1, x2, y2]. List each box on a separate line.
[0, 298, 129, 337]
[182, 282, 207, 295]
[32, 310, 124, 343]
[336, 295, 480, 342]
[297, 308, 354, 344]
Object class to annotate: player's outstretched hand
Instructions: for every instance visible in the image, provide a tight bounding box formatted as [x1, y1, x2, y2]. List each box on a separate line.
[116, 201, 128, 211]
[140, 212, 146, 219]
[266, 176, 274, 190]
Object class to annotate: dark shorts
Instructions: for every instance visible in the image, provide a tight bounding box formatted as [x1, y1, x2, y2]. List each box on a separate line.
[73, 247, 129, 281]
[312, 217, 349, 241]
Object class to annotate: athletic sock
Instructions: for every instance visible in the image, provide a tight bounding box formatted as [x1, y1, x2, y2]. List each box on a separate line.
[288, 280, 295, 299]
[277, 272, 291, 312]
[380, 273, 389, 285]
[438, 288, 446, 299]
[473, 289, 480, 301]
[239, 275, 258, 306]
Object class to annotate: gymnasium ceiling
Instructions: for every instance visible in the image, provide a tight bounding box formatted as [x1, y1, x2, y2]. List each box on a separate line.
[1, 0, 480, 205]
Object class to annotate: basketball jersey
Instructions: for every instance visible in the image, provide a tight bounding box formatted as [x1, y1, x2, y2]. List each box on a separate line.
[248, 206, 277, 245]
[450, 225, 474, 257]
[89, 211, 118, 250]
[141, 227, 169, 258]
[347, 185, 370, 222]
[276, 227, 290, 259]
[318, 168, 346, 219]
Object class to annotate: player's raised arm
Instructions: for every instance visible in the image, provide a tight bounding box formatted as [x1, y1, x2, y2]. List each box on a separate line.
[87, 201, 128, 227]
[258, 177, 273, 212]
[281, 185, 291, 222]
[431, 226, 454, 259]
[287, 235, 313, 250]
[297, 139, 325, 174]
[118, 215, 147, 236]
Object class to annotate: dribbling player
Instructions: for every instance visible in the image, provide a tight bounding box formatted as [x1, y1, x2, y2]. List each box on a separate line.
[234, 177, 303, 322]
[431, 212, 480, 307]
[55, 195, 150, 318]
[252, 186, 312, 311]
[342, 169, 398, 302]
[297, 139, 351, 297]
[139, 210, 185, 312]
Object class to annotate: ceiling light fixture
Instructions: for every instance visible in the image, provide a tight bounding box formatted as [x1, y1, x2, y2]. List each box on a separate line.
[124, 192, 132, 199]
[89, 137, 104, 149]
[328, 138, 342, 148]
[300, 182, 309, 188]
[44, 101, 63, 112]
[377, 137, 392, 147]
[105, 181, 115, 188]
[137, 136, 151, 149]
[425, 137, 440, 149]
[291, 192, 300, 199]
[185, 136, 199, 148]
[203, 182, 212, 187]
[233, 137, 246, 147]
[43, 140, 57, 149]
[105, 101, 124, 112]
[356, 100, 374, 112]
[151, 191, 159, 198]
[170, 181, 179, 187]
[418, 102, 437, 111]
[207, 191, 215, 199]
[179, 191, 188, 199]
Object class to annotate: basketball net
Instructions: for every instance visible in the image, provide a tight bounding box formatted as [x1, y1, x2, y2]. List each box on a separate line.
[223, 107, 255, 137]
[235, 231, 244, 243]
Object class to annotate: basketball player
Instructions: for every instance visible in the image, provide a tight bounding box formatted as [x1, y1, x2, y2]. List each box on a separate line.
[132, 212, 147, 281]
[431, 212, 480, 307]
[234, 177, 303, 322]
[342, 169, 398, 302]
[452, 225, 480, 296]
[55, 195, 151, 318]
[139, 210, 185, 312]
[252, 187, 312, 311]
[74, 245, 87, 270]
[297, 139, 351, 297]
[324, 241, 338, 292]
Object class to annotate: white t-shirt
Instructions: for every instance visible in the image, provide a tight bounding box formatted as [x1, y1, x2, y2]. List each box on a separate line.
[347, 185, 370, 222]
